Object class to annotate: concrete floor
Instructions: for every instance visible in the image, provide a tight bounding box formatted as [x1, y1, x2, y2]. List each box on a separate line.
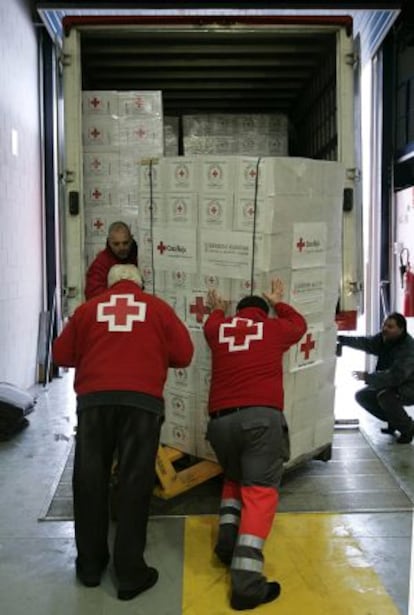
[0, 370, 413, 614]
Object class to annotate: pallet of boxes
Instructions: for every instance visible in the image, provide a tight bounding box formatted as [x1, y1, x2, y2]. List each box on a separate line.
[81, 93, 345, 499]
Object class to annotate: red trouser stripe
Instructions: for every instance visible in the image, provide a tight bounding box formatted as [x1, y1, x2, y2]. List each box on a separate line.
[239, 485, 279, 539]
[222, 479, 241, 502]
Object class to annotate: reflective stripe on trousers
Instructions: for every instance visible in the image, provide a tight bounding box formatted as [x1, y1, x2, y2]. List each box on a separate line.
[230, 533, 267, 600]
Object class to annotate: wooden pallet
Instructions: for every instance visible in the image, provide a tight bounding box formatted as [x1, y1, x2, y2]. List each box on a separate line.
[153, 445, 222, 499]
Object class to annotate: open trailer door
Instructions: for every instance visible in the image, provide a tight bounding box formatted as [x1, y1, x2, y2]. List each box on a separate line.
[60, 16, 362, 321]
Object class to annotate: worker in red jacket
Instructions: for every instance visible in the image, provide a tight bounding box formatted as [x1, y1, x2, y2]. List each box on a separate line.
[53, 264, 194, 601]
[204, 278, 307, 611]
[85, 220, 138, 300]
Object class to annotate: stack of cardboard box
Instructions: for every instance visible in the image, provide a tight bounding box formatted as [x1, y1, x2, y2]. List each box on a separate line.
[183, 114, 288, 156]
[137, 155, 345, 463]
[78, 91, 345, 465]
[81, 90, 163, 266]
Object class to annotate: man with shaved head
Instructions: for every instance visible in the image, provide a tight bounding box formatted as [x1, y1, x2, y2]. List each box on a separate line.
[85, 221, 138, 300]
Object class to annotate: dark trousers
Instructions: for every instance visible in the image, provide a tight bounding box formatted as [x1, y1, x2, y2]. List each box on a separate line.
[73, 405, 161, 589]
[355, 387, 413, 434]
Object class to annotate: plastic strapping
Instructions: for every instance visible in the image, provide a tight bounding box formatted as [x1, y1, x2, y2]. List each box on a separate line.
[249, 157, 261, 295]
[148, 159, 156, 295]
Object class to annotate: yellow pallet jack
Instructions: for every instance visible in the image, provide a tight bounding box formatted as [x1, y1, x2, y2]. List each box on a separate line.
[153, 445, 222, 499]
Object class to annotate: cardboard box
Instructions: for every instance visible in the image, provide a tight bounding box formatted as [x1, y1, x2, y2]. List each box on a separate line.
[162, 158, 199, 192]
[83, 152, 120, 178]
[82, 116, 120, 149]
[83, 182, 117, 208]
[199, 194, 233, 230]
[82, 91, 119, 116]
[165, 193, 198, 227]
[118, 91, 162, 117]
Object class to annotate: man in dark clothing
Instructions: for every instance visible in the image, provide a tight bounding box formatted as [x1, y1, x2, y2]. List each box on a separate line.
[53, 264, 194, 600]
[338, 312, 414, 444]
[85, 220, 138, 300]
[204, 277, 307, 611]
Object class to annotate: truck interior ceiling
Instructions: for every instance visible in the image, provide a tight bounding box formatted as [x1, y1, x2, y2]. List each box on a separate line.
[77, 22, 341, 160]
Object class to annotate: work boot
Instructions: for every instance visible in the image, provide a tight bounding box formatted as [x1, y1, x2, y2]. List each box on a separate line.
[230, 581, 281, 611]
[396, 423, 414, 444]
[380, 425, 396, 435]
[215, 544, 233, 566]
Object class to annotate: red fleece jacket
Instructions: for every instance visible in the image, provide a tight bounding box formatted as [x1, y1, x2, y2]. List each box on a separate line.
[84, 244, 138, 300]
[53, 280, 194, 398]
[204, 303, 307, 412]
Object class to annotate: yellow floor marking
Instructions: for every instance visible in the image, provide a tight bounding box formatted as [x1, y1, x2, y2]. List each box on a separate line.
[182, 513, 401, 615]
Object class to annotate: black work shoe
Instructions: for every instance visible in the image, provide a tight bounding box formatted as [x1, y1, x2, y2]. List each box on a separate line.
[214, 545, 233, 566]
[76, 571, 101, 587]
[76, 557, 109, 587]
[230, 581, 281, 611]
[396, 424, 414, 444]
[380, 426, 396, 435]
[76, 566, 103, 588]
[117, 567, 159, 601]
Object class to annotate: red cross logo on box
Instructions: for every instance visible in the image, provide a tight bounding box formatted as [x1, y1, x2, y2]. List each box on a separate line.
[244, 202, 255, 218]
[174, 200, 186, 216]
[175, 165, 189, 182]
[296, 237, 306, 252]
[89, 127, 101, 140]
[89, 96, 102, 109]
[208, 164, 223, 183]
[207, 200, 221, 218]
[157, 241, 167, 255]
[219, 317, 263, 351]
[248, 167, 257, 179]
[93, 218, 105, 231]
[172, 271, 186, 287]
[97, 294, 146, 332]
[300, 332, 316, 359]
[174, 368, 187, 384]
[189, 296, 210, 324]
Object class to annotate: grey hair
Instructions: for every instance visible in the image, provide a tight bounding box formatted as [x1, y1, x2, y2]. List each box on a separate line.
[107, 264, 143, 288]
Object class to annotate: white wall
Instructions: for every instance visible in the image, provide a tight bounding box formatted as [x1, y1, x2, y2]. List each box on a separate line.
[0, 0, 43, 388]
